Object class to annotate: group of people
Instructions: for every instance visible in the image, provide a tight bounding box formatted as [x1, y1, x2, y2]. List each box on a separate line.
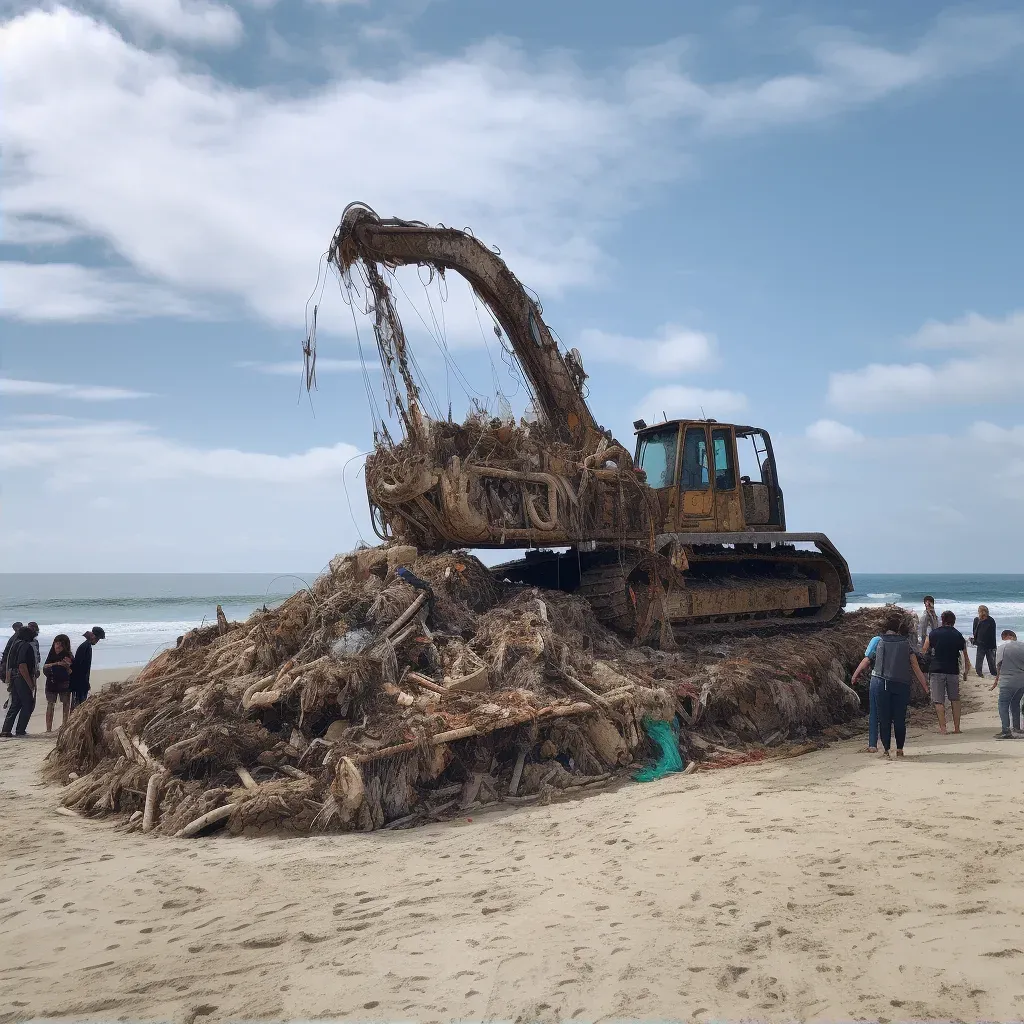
[1, 622, 105, 737]
[851, 598, 1024, 756]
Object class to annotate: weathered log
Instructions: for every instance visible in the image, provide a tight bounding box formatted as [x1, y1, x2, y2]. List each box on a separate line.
[370, 592, 428, 650]
[404, 671, 450, 696]
[509, 749, 527, 796]
[247, 689, 283, 709]
[175, 802, 236, 839]
[113, 726, 135, 762]
[562, 673, 610, 709]
[236, 767, 258, 791]
[241, 673, 276, 709]
[142, 771, 167, 833]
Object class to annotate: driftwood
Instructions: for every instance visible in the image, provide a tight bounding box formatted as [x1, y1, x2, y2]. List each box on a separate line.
[509, 749, 527, 796]
[45, 540, 887, 838]
[175, 803, 236, 839]
[404, 671, 450, 696]
[142, 771, 166, 834]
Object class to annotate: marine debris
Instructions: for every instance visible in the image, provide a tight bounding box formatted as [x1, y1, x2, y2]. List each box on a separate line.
[45, 547, 893, 838]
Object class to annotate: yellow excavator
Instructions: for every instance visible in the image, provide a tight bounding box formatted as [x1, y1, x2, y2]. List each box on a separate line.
[319, 204, 852, 639]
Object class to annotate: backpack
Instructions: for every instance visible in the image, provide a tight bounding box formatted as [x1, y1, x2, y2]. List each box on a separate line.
[874, 634, 912, 684]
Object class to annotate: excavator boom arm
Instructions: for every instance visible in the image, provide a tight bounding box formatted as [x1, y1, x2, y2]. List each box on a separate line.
[328, 204, 600, 448]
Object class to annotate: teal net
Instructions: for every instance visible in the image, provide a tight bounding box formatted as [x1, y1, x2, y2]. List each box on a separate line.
[634, 717, 685, 782]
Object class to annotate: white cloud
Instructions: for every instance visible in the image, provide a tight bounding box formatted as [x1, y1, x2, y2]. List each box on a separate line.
[2, 7, 1021, 326]
[909, 310, 1024, 351]
[237, 358, 366, 375]
[634, 385, 747, 422]
[580, 324, 716, 375]
[1, 216, 83, 245]
[0, 418, 362, 484]
[775, 418, 1024, 571]
[94, 0, 242, 46]
[0, 262, 206, 321]
[969, 421, 1024, 448]
[828, 309, 1024, 411]
[629, 12, 1024, 133]
[0, 378, 150, 401]
[805, 418, 864, 449]
[0, 417, 371, 571]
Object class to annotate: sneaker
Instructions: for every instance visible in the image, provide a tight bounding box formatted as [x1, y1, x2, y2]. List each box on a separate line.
[1012, 729, 1024, 738]
[994, 731, 1013, 739]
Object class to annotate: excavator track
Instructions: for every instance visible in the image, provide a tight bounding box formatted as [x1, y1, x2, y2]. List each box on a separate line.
[494, 539, 848, 639]
[578, 548, 844, 635]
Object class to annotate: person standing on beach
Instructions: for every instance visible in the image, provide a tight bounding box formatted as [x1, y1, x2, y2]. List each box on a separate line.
[922, 610, 969, 734]
[972, 606, 998, 677]
[872, 610, 929, 758]
[917, 596, 939, 652]
[991, 630, 1024, 739]
[2, 625, 39, 737]
[1, 622, 23, 683]
[27, 622, 42, 685]
[43, 635, 74, 733]
[851, 632, 884, 753]
[70, 628, 105, 709]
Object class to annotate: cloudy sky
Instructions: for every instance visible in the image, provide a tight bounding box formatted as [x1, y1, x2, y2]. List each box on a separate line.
[2, 0, 1022, 573]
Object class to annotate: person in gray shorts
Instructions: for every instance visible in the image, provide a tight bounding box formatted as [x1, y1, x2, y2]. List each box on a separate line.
[922, 610, 969, 734]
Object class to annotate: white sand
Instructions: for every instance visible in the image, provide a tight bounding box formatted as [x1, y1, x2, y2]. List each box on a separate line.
[2, 672, 1023, 1022]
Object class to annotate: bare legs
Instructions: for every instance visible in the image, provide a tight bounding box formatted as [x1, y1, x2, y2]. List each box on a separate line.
[45, 694, 71, 733]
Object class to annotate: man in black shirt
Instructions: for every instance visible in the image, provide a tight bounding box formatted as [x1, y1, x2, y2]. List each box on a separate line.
[923, 610, 969, 735]
[70, 627, 105, 709]
[2, 626, 38, 737]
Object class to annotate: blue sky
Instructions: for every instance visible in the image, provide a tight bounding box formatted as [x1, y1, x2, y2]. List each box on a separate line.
[2, 0, 1022, 573]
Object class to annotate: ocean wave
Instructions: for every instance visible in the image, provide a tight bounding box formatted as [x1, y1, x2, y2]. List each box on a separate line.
[1, 593, 292, 611]
[34, 620, 203, 646]
[865, 592, 901, 601]
[847, 599, 1024, 621]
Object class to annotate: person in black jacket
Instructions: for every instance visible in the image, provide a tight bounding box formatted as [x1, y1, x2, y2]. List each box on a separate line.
[70, 627, 105, 709]
[2, 626, 38, 737]
[1, 622, 24, 681]
[972, 605, 998, 677]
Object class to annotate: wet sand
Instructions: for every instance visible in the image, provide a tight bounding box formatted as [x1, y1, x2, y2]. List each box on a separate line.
[1, 671, 1023, 1022]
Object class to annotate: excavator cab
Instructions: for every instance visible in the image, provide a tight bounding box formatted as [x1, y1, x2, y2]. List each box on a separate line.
[634, 420, 785, 534]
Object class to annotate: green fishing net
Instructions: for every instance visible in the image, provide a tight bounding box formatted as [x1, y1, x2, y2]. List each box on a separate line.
[634, 717, 685, 782]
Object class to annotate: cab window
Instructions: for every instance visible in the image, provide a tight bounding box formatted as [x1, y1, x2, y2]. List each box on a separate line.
[712, 428, 736, 490]
[681, 428, 710, 490]
[637, 427, 677, 489]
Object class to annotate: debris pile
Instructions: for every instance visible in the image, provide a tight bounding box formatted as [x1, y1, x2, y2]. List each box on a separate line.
[46, 547, 891, 837]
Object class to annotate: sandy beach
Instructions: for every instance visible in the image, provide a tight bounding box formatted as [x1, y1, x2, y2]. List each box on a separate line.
[2, 669, 1023, 1023]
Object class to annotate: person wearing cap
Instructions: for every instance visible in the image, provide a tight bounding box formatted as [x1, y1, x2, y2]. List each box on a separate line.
[70, 627, 105, 709]
[1, 622, 23, 684]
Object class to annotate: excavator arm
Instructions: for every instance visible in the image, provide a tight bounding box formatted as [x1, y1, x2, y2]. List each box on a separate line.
[328, 204, 601, 450]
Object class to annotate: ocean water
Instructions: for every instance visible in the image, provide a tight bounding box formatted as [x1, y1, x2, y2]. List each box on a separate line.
[848, 574, 1024, 645]
[2, 571, 1021, 669]
[0, 573, 317, 669]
